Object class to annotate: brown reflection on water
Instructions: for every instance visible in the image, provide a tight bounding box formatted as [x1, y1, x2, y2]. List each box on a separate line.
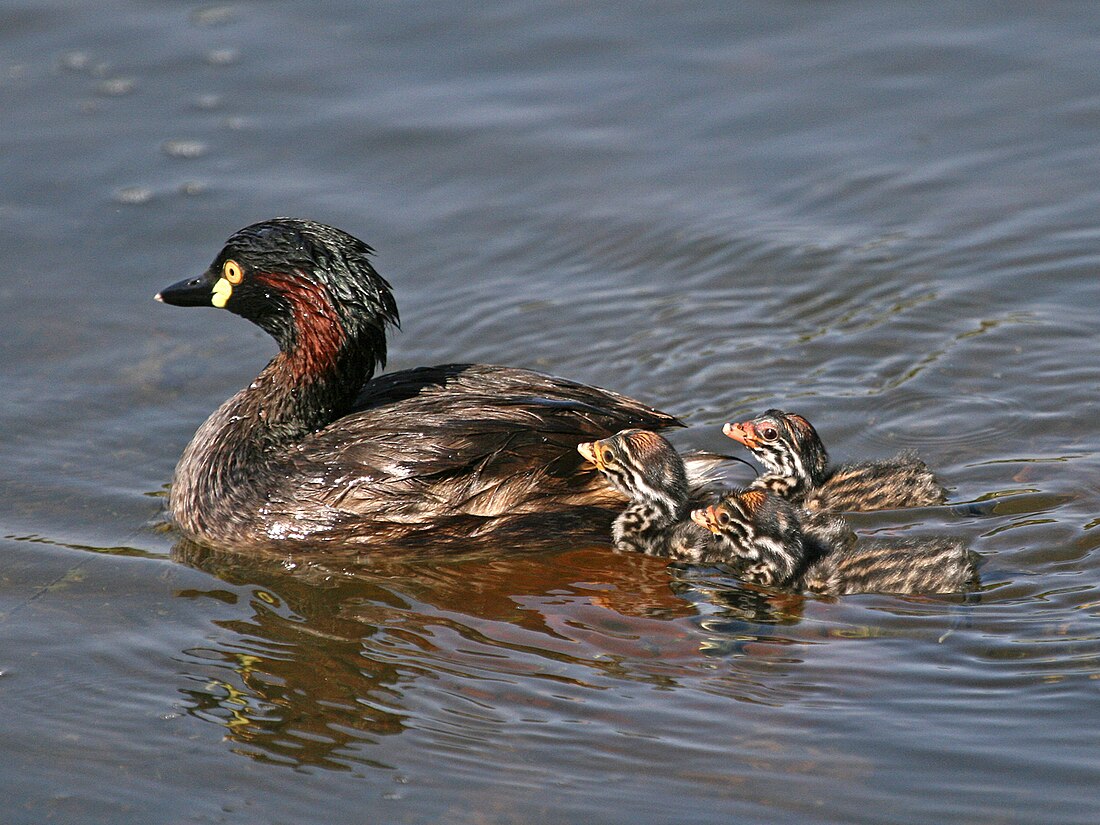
[174, 562, 410, 769]
[171, 538, 812, 769]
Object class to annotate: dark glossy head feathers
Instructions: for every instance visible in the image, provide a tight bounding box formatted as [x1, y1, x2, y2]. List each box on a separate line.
[157, 218, 400, 375]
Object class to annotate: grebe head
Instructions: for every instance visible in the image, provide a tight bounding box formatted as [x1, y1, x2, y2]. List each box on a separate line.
[577, 428, 690, 511]
[723, 408, 828, 484]
[157, 218, 400, 375]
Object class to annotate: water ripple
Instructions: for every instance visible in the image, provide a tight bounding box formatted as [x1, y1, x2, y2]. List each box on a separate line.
[860, 391, 1027, 450]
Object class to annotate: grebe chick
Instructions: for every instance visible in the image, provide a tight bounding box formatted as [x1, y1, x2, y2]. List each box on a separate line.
[802, 536, 980, 596]
[723, 409, 947, 512]
[691, 489, 852, 586]
[577, 429, 716, 561]
[157, 218, 702, 550]
[695, 491, 978, 595]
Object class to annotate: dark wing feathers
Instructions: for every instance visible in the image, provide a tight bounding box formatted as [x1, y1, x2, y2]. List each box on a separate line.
[284, 364, 680, 520]
[353, 363, 682, 424]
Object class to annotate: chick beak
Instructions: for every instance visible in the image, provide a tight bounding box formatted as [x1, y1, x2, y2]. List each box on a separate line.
[691, 506, 721, 534]
[722, 421, 756, 448]
[577, 441, 601, 469]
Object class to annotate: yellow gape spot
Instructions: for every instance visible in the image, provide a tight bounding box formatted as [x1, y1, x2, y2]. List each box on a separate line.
[212, 258, 243, 307]
[212, 278, 233, 307]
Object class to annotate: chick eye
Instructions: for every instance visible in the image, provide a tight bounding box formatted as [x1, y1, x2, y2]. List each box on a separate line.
[222, 259, 243, 285]
[717, 511, 731, 526]
[761, 426, 779, 441]
[602, 449, 615, 464]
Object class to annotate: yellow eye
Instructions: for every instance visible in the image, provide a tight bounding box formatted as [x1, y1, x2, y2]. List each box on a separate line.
[222, 259, 243, 285]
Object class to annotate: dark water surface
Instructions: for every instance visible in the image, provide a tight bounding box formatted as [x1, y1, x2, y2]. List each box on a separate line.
[3, 2, 1100, 822]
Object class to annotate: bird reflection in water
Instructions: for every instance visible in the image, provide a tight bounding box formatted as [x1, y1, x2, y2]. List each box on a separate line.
[169, 532, 841, 769]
